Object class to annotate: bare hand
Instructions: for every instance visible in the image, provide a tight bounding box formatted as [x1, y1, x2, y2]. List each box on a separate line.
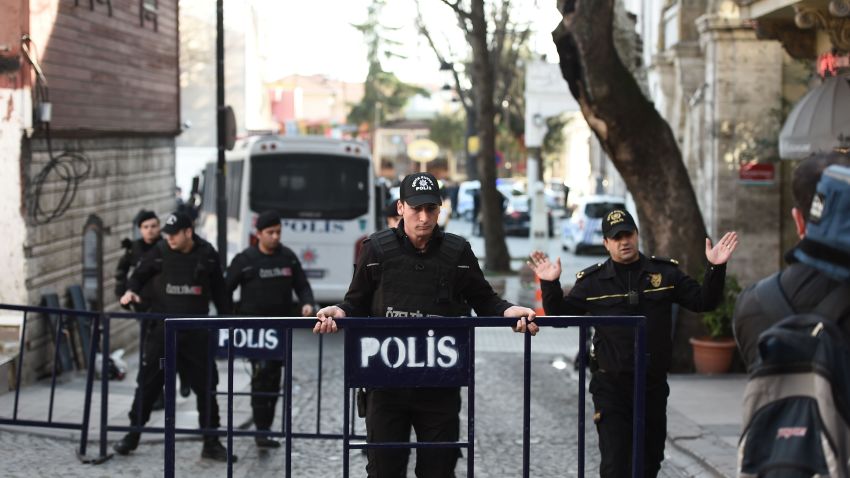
[705, 232, 738, 265]
[313, 306, 344, 334]
[527, 250, 562, 282]
[504, 305, 539, 336]
[301, 304, 315, 317]
[120, 291, 141, 306]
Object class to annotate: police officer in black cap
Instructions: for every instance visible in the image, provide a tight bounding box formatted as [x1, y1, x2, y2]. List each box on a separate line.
[529, 209, 738, 478]
[226, 210, 315, 448]
[314, 172, 539, 477]
[114, 211, 235, 462]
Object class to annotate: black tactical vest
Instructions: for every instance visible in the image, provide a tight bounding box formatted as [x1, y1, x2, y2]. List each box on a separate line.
[130, 238, 159, 304]
[368, 229, 471, 318]
[237, 246, 296, 315]
[151, 240, 212, 314]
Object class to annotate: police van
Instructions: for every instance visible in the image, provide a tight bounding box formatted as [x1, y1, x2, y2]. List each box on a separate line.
[199, 135, 381, 304]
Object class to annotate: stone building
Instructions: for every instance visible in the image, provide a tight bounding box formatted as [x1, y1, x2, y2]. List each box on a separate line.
[0, 0, 179, 384]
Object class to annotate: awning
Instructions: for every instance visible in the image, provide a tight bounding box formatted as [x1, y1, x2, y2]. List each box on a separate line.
[779, 75, 850, 159]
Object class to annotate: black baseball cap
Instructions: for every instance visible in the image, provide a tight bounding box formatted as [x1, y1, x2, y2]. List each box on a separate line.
[161, 211, 193, 235]
[602, 209, 637, 238]
[400, 172, 442, 207]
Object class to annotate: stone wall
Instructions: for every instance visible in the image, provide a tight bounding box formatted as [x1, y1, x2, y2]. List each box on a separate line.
[18, 135, 176, 383]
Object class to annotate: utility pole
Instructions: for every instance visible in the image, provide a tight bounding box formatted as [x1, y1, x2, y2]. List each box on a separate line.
[215, 0, 227, 266]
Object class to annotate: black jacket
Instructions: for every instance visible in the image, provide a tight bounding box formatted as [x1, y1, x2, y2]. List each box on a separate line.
[541, 253, 726, 377]
[733, 249, 848, 370]
[337, 221, 512, 317]
[114, 237, 160, 299]
[225, 244, 314, 315]
[126, 234, 232, 315]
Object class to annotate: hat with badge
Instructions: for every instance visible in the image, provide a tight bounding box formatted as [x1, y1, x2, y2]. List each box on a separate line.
[602, 209, 638, 238]
[161, 211, 193, 235]
[400, 172, 442, 207]
[793, 164, 850, 282]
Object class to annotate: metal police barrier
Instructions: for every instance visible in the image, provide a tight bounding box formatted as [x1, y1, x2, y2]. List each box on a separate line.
[163, 315, 648, 478]
[0, 303, 103, 463]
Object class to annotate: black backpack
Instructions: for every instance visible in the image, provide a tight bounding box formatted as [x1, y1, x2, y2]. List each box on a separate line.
[738, 274, 850, 477]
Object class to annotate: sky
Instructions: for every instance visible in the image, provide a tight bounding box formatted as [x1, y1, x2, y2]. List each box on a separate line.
[253, 0, 563, 86]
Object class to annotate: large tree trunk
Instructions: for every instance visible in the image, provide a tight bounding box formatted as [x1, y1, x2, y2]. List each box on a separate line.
[553, 0, 706, 273]
[469, 0, 511, 272]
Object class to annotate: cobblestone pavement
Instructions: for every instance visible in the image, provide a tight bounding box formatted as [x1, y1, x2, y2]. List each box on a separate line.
[0, 327, 712, 477]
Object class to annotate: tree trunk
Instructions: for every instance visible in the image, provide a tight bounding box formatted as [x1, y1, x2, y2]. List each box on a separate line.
[469, 0, 511, 272]
[553, 0, 706, 275]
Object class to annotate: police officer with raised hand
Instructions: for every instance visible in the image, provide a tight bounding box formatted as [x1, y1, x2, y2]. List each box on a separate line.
[314, 172, 538, 478]
[114, 211, 235, 462]
[226, 210, 315, 448]
[528, 209, 737, 478]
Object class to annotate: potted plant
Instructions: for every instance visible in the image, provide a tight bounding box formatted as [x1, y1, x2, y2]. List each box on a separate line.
[689, 275, 741, 374]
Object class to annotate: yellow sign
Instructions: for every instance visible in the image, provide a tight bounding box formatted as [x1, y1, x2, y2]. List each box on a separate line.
[407, 139, 440, 163]
[467, 136, 480, 155]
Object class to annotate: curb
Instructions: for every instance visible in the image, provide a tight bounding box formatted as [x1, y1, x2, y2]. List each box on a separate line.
[666, 407, 737, 478]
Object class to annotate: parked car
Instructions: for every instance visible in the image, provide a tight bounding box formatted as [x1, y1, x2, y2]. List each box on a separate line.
[561, 195, 628, 254]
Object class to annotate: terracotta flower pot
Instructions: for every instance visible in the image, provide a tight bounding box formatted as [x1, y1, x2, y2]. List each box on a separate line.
[689, 336, 737, 374]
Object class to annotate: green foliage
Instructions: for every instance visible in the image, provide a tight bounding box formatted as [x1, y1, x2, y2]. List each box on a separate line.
[347, 0, 427, 128]
[702, 275, 741, 339]
[429, 114, 465, 152]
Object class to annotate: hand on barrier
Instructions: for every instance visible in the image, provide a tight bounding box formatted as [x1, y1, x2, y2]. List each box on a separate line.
[527, 251, 561, 282]
[313, 305, 344, 334]
[505, 305, 539, 336]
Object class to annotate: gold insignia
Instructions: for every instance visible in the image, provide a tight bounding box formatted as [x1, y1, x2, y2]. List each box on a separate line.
[649, 273, 662, 288]
[606, 210, 625, 225]
[576, 271, 585, 279]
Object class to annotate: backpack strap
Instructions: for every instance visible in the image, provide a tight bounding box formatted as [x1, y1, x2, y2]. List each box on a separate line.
[754, 272, 795, 320]
[813, 283, 850, 323]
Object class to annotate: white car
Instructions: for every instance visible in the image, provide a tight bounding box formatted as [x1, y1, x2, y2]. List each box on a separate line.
[561, 195, 628, 255]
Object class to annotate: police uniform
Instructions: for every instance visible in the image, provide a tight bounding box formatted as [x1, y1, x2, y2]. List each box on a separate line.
[226, 238, 314, 441]
[539, 211, 726, 478]
[114, 212, 233, 461]
[114, 210, 160, 310]
[337, 173, 513, 478]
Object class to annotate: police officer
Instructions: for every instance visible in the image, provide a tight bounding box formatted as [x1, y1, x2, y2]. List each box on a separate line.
[114, 211, 235, 462]
[384, 199, 401, 229]
[314, 172, 538, 478]
[529, 209, 738, 478]
[115, 210, 160, 307]
[225, 210, 315, 448]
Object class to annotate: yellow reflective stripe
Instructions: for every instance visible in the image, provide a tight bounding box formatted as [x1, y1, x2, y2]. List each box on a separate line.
[644, 286, 675, 293]
[585, 293, 630, 301]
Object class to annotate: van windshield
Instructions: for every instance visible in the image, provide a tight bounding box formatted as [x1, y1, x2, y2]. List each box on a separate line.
[584, 202, 627, 219]
[250, 154, 370, 220]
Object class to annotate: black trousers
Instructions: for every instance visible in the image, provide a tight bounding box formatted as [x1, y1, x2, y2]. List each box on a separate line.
[128, 320, 220, 431]
[589, 371, 669, 478]
[250, 359, 282, 431]
[365, 387, 461, 478]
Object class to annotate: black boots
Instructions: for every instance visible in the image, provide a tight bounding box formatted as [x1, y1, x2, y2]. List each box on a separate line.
[201, 437, 238, 462]
[254, 435, 281, 448]
[113, 432, 140, 455]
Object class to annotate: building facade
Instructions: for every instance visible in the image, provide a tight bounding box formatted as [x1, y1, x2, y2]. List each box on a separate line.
[0, 0, 178, 384]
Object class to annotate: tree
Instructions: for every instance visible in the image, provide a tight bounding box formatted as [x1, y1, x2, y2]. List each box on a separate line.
[419, 0, 530, 272]
[552, 0, 706, 274]
[348, 0, 427, 131]
[553, 0, 709, 370]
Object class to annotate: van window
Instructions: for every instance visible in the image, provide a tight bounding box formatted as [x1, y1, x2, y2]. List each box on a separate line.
[201, 161, 242, 219]
[250, 154, 370, 220]
[584, 202, 626, 218]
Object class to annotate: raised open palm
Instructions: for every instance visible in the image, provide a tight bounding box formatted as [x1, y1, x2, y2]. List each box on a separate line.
[528, 250, 562, 282]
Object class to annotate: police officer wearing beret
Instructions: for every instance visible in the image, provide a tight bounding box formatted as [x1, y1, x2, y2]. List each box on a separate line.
[314, 172, 538, 478]
[529, 209, 738, 478]
[114, 211, 235, 462]
[226, 210, 315, 448]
